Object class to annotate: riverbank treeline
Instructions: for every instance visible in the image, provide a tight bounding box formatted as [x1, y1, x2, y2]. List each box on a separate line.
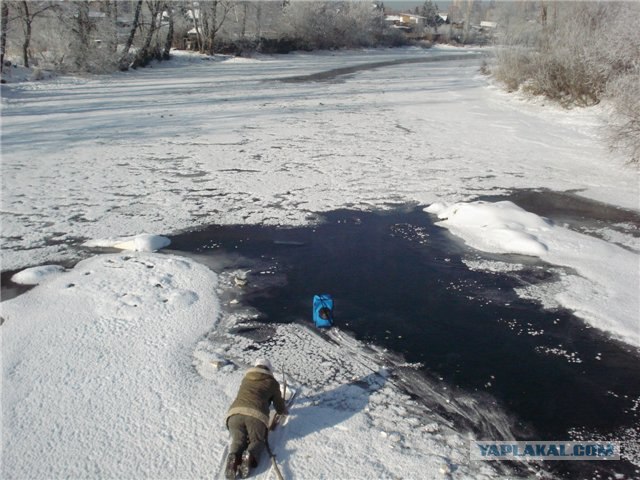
[486, 1, 639, 164]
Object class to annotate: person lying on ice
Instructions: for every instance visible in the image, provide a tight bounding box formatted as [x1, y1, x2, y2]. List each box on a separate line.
[225, 358, 288, 479]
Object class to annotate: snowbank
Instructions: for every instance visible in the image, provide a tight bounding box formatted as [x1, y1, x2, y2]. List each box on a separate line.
[426, 201, 551, 256]
[10, 264, 65, 285]
[427, 200, 640, 349]
[1, 253, 221, 478]
[0, 61, 54, 84]
[83, 233, 171, 252]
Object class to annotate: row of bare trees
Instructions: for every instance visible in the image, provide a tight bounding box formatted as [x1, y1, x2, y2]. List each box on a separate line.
[0, 1, 247, 73]
[1, 1, 56, 70]
[0, 0, 178, 73]
[0, 1, 405, 74]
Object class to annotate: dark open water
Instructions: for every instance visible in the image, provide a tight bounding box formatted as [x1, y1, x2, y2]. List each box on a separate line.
[166, 194, 640, 480]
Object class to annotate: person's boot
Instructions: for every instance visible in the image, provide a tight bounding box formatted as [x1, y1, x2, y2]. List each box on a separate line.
[238, 450, 255, 479]
[224, 452, 239, 480]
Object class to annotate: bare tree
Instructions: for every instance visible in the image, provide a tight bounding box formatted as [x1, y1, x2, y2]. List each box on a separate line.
[255, 1, 263, 39]
[132, 0, 163, 68]
[462, 0, 474, 44]
[73, 1, 92, 70]
[163, 1, 174, 59]
[238, 1, 248, 39]
[1, 2, 9, 72]
[200, 0, 232, 55]
[19, 1, 32, 67]
[13, 0, 57, 68]
[103, 0, 119, 54]
[120, 0, 143, 69]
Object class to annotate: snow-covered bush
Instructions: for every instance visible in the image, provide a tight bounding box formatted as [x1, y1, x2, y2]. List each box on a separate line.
[492, 45, 534, 92]
[493, 3, 638, 104]
[29, 67, 44, 80]
[40, 20, 119, 74]
[607, 74, 640, 164]
[281, 0, 391, 50]
[490, 1, 640, 163]
[282, 2, 341, 50]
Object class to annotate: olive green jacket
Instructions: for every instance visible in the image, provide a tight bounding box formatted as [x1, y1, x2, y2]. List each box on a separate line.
[225, 367, 286, 428]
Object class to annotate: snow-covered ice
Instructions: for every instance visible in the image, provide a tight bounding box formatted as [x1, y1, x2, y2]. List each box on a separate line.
[427, 200, 639, 348]
[2, 47, 637, 271]
[2, 46, 639, 479]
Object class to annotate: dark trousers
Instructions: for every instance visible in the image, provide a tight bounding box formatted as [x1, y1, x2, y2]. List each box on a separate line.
[227, 414, 267, 464]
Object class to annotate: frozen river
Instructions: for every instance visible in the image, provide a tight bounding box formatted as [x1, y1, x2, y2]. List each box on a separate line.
[2, 46, 638, 479]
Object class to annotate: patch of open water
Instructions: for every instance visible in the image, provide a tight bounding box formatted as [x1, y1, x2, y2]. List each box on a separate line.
[167, 195, 639, 479]
[276, 53, 485, 83]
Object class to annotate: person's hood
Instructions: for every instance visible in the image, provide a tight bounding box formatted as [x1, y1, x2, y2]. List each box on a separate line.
[244, 367, 274, 380]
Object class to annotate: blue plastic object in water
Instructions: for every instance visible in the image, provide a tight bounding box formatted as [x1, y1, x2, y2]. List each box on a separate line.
[313, 294, 334, 328]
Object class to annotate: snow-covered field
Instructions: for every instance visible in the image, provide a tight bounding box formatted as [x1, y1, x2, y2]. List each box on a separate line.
[2, 47, 638, 479]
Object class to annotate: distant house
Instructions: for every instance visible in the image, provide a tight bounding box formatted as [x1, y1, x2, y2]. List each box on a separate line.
[384, 12, 426, 31]
[186, 28, 200, 50]
[479, 21, 498, 31]
[88, 11, 106, 20]
[385, 10, 449, 32]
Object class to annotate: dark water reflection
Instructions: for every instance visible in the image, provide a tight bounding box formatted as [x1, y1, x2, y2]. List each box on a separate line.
[277, 53, 484, 83]
[168, 201, 640, 478]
